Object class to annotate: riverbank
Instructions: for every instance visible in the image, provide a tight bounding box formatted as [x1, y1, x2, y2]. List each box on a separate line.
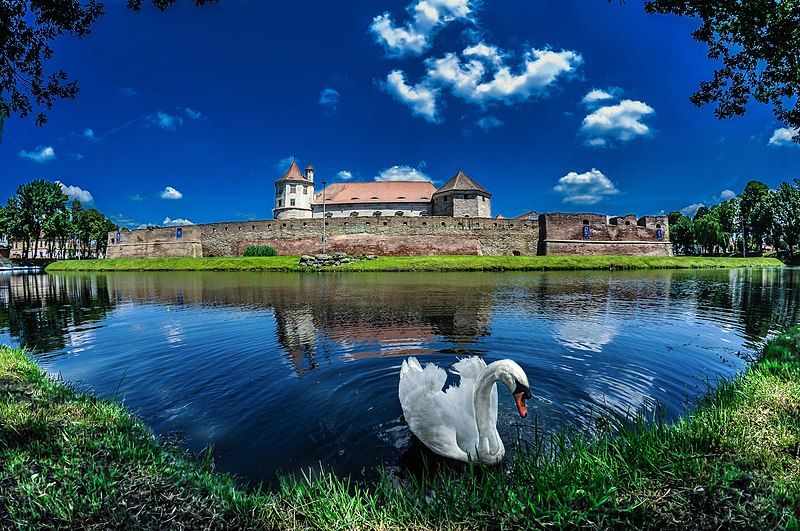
[45, 255, 784, 273]
[2, 326, 799, 528]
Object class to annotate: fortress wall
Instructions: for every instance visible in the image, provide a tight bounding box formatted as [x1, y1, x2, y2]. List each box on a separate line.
[542, 241, 673, 256]
[538, 213, 672, 257]
[107, 216, 540, 258]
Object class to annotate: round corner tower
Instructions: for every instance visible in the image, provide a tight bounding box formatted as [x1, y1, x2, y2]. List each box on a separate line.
[273, 161, 315, 219]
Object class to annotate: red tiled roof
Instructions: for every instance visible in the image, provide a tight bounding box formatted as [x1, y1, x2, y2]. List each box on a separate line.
[313, 181, 436, 205]
[277, 161, 309, 183]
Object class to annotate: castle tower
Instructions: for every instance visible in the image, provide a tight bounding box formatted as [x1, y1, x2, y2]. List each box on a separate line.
[274, 160, 314, 219]
[431, 168, 492, 218]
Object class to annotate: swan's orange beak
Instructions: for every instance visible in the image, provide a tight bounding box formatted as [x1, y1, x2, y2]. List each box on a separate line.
[513, 391, 528, 418]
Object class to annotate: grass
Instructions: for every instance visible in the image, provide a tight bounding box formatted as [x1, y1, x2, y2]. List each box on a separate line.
[45, 255, 784, 273]
[2, 327, 800, 528]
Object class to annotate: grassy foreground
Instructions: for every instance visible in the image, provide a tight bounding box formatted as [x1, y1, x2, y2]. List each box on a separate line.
[45, 255, 784, 273]
[2, 328, 800, 529]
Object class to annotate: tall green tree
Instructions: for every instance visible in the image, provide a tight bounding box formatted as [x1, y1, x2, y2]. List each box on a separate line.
[645, 0, 800, 136]
[773, 180, 800, 256]
[15, 180, 68, 259]
[671, 216, 696, 255]
[739, 180, 772, 253]
[694, 211, 729, 255]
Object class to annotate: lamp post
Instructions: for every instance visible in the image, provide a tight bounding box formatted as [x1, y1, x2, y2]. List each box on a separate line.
[322, 180, 327, 254]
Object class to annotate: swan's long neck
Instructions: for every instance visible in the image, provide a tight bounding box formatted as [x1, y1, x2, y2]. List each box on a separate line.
[473, 364, 504, 463]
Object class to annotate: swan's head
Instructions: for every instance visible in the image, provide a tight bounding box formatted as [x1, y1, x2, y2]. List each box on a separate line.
[493, 360, 531, 419]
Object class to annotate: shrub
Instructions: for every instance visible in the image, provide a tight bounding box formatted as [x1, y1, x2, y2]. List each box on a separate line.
[243, 245, 277, 257]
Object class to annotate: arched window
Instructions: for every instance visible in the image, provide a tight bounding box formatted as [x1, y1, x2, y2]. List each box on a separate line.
[372, 211, 381, 217]
[349, 211, 359, 217]
[395, 211, 404, 217]
[625, 220, 631, 226]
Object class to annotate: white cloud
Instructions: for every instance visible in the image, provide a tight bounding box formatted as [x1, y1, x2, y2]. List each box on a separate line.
[768, 127, 799, 146]
[720, 189, 736, 200]
[553, 168, 620, 205]
[370, 0, 474, 56]
[476, 115, 503, 130]
[337, 170, 353, 180]
[128, 193, 144, 201]
[426, 46, 582, 103]
[581, 99, 655, 146]
[150, 111, 183, 131]
[581, 88, 616, 106]
[384, 70, 440, 121]
[319, 88, 341, 111]
[160, 186, 183, 200]
[83, 128, 95, 139]
[163, 217, 194, 226]
[184, 108, 206, 120]
[56, 182, 93, 203]
[374, 165, 432, 182]
[276, 156, 295, 171]
[119, 87, 139, 97]
[18, 145, 56, 163]
[69, 152, 84, 161]
[680, 203, 705, 217]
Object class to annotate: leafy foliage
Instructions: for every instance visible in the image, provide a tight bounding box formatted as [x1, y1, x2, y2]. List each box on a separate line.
[242, 245, 278, 257]
[0, 0, 218, 132]
[0, 180, 117, 259]
[646, 0, 800, 136]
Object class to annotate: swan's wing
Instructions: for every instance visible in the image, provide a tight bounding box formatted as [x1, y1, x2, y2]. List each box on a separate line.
[399, 358, 470, 461]
[452, 356, 498, 427]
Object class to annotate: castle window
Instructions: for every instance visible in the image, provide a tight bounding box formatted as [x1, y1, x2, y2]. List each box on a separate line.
[373, 211, 381, 217]
[482, 197, 486, 202]
[625, 220, 631, 226]
[441, 222, 446, 227]
[395, 211, 404, 217]
[277, 199, 283, 207]
[582, 219, 590, 239]
[304, 186, 308, 194]
[466, 194, 476, 199]
[290, 185, 296, 193]
[290, 199, 296, 206]
[420, 211, 428, 216]
[325, 212, 333, 218]
[176, 227, 183, 240]
[252, 225, 255, 230]
[422, 221, 427, 226]
[350, 211, 359, 217]
[656, 223, 664, 241]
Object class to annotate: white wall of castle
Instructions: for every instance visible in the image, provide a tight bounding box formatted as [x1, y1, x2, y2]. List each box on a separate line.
[311, 202, 432, 218]
[274, 180, 314, 219]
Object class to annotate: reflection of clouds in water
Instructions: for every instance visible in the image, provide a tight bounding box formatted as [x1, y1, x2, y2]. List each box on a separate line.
[586, 369, 658, 419]
[553, 318, 619, 353]
[67, 327, 96, 353]
[163, 322, 184, 345]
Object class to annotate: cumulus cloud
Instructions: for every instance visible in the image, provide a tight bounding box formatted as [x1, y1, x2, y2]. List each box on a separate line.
[768, 127, 799, 146]
[18, 145, 56, 163]
[319, 88, 341, 111]
[183, 108, 206, 120]
[581, 99, 655, 146]
[371, 0, 474, 56]
[476, 116, 503, 130]
[337, 170, 353, 180]
[83, 128, 95, 139]
[149, 111, 183, 131]
[720, 189, 736, 200]
[160, 186, 183, 200]
[384, 70, 440, 121]
[426, 45, 582, 103]
[162, 217, 194, 226]
[680, 203, 705, 217]
[553, 168, 620, 205]
[581, 88, 617, 107]
[374, 165, 432, 182]
[56, 182, 93, 203]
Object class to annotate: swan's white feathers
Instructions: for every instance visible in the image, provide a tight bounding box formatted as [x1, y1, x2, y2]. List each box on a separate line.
[399, 356, 507, 461]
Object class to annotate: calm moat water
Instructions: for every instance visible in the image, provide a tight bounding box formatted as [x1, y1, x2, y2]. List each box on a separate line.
[1, 268, 798, 485]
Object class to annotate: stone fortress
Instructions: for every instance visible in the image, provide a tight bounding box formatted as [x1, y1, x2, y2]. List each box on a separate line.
[107, 160, 671, 259]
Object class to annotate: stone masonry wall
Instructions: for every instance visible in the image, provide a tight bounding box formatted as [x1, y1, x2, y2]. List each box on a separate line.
[539, 213, 672, 257]
[107, 216, 540, 258]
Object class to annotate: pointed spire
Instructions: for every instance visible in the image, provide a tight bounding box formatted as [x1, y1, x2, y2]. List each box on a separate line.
[278, 160, 307, 182]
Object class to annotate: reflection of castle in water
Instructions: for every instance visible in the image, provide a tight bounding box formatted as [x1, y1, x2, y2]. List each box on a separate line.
[1, 269, 799, 380]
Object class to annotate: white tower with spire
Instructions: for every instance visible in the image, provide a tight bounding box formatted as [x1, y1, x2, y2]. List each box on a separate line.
[273, 160, 315, 219]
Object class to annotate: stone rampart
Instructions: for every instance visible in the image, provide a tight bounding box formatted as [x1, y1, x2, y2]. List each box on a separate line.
[108, 216, 539, 258]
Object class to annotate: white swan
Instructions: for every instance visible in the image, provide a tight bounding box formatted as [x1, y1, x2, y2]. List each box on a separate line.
[398, 356, 531, 465]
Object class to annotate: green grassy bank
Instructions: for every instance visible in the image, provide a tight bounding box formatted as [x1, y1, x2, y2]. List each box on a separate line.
[2, 327, 800, 528]
[45, 255, 784, 273]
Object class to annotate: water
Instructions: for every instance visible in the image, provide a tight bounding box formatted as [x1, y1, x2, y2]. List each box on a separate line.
[1, 268, 798, 486]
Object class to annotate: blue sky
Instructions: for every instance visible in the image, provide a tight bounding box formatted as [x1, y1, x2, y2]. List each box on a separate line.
[1, 0, 799, 227]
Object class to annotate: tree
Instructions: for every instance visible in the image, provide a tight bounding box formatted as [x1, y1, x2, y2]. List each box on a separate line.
[645, 1, 800, 136]
[15, 180, 68, 259]
[773, 180, 800, 256]
[667, 210, 684, 227]
[694, 211, 729, 255]
[711, 199, 737, 235]
[1, 0, 218, 133]
[671, 216, 695, 255]
[739, 180, 772, 253]
[693, 205, 710, 220]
